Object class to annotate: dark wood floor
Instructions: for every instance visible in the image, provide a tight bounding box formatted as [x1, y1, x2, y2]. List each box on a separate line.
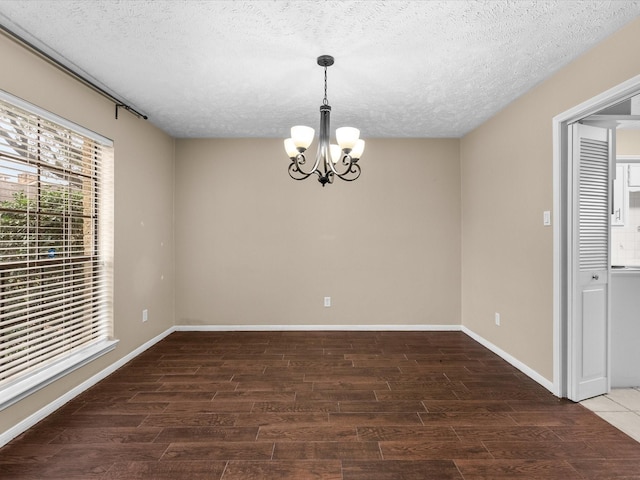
[1, 331, 640, 479]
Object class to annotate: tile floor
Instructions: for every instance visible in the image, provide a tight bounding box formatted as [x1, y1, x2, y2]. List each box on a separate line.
[581, 388, 640, 442]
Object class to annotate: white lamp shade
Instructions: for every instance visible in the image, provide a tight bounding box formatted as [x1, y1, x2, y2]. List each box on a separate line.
[350, 139, 365, 160]
[291, 126, 315, 150]
[284, 138, 298, 158]
[330, 144, 342, 164]
[336, 127, 360, 150]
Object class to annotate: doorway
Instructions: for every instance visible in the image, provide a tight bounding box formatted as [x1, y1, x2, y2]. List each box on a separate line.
[553, 74, 640, 400]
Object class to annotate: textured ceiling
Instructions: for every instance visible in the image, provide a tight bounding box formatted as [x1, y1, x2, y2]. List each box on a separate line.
[0, 1, 639, 139]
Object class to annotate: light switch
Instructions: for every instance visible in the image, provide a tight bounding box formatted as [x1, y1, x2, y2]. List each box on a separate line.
[543, 211, 551, 226]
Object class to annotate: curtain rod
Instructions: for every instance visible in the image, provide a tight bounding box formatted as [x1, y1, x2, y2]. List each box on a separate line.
[0, 24, 148, 120]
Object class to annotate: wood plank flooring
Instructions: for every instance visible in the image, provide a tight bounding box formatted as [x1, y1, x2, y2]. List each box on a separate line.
[1, 331, 640, 479]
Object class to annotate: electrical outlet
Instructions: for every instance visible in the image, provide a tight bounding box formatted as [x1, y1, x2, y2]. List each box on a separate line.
[142, 309, 148, 322]
[495, 312, 501, 326]
[324, 297, 331, 307]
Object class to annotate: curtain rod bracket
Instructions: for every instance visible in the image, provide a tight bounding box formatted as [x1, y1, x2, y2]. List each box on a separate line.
[115, 103, 148, 120]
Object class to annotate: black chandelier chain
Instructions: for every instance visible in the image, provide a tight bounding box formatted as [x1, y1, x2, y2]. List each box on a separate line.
[323, 66, 329, 106]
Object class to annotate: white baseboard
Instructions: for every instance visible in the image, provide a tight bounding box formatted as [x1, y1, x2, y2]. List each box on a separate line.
[1, 323, 555, 447]
[0, 327, 176, 448]
[177, 324, 554, 393]
[461, 326, 554, 393]
[175, 324, 463, 332]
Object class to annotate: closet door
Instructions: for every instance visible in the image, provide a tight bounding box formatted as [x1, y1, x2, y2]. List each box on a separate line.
[568, 123, 612, 401]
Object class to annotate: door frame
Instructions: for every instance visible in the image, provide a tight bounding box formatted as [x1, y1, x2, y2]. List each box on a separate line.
[553, 74, 640, 398]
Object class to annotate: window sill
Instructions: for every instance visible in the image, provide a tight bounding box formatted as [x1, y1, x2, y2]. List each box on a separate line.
[0, 339, 119, 411]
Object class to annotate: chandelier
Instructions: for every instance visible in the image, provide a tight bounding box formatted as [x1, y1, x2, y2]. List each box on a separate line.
[285, 55, 365, 187]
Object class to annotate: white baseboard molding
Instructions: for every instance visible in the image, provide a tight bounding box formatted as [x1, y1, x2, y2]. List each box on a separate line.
[0, 327, 176, 448]
[178, 324, 554, 393]
[461, 326, 555, 393]
[175, 324, 463, 332]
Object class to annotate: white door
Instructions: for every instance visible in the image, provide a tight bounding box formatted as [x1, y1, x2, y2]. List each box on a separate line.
[568, 123, 612, 401]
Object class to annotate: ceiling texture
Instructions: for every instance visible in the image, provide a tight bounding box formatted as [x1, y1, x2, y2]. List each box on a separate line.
[0, 0, 639, 139]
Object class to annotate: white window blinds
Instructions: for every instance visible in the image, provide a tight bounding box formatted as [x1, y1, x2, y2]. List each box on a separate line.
[0, 90, 114, 407]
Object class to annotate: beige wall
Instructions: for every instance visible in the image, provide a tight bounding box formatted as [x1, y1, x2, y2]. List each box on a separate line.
[175, 138, 461, 327]
[0, 34, 175, 433]
[618, 129, 640, 155]
[461, 18, 640, 381]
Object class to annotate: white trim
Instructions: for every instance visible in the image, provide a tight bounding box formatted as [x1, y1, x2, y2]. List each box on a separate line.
[617, 155, 640, 163]
[0, 89, 113, 146]
[552, 75, 640, 125]
[175, 324, 463, 332]
[0, 327, 175, 448]
[0, 339, 119, 412]
[552, 115, 565, 397]
[552, 73, 640, 399]
[462, 326, 554, 392]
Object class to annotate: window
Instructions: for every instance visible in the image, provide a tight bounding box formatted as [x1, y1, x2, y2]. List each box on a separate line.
[0, 90, 115, 410]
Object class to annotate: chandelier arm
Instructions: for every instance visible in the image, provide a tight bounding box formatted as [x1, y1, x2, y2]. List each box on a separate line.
[300, 152, 322, 175]
[308, 150, 322, 176]
[327, 157, 340, 176]
[334, 161, 361, 182]
[316, 170, 334, 187]
[328, 153, 354, 175]
[288, 153, 316, 180]
[288, 162, 311, 181]
[327, 171, 335, 184]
